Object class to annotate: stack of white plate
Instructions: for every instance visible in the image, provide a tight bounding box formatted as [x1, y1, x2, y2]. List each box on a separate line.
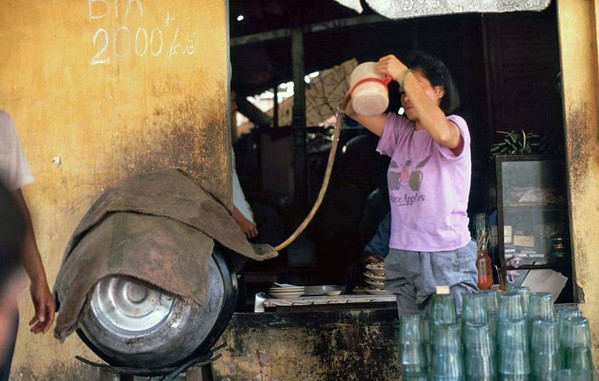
[268, 285, 305, 299]
[364, 264, 392, 295]
[365, 263, 385, 276]
[352, 286, 369, 295]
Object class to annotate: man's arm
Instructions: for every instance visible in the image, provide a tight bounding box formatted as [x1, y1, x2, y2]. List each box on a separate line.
[361, 212, 391, 264]
[12, 189, 55, 334]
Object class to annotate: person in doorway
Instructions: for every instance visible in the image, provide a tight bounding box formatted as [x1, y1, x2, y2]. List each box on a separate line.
[231, 151, 286, 254]
[230, 87, 259, 240]
[232, 164, 258, 239]
[0, 110, 56, 380]
[344, 212, 391, 292]
[345, 51, 477, 315]
[361, 212, 391, 265]
[230, 150, 285, 311]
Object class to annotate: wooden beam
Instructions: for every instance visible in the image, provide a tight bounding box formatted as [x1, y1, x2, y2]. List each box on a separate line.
[273, 82, 279, 128]
[231, 15, 389, 47]
[291, 28, 307, 210]
[231, 28, 291, 47]
[235, 96, 273, 128]
[308, 14, 388, 33]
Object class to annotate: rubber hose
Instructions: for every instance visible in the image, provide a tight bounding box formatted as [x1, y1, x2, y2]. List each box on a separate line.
[273, 97, 349, 252]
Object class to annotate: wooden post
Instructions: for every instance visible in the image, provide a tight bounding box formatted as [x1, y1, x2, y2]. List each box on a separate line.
[291, 28, 307, 212]
[273, 81, 279, 128]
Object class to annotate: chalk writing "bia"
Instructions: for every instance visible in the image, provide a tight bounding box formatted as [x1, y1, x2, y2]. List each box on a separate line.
[88, 0, 144, 20]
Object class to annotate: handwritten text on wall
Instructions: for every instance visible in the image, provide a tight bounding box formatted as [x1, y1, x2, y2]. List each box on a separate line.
[88, 0, 196, 65]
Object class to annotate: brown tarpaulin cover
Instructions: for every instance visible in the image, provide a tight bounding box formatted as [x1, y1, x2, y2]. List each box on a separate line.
[54, 169, 277, 340]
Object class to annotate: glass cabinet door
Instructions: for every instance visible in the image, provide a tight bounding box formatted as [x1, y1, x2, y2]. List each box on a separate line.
[495, 155, 574, 302]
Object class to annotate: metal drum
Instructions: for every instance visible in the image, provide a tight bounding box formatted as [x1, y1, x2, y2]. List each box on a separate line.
[77, 246, 237, 369]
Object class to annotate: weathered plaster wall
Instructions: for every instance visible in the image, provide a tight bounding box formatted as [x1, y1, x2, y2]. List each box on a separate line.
[212, 309, 401, 381]
[0, 1, 229, 379]
[556, 0, 599, 364]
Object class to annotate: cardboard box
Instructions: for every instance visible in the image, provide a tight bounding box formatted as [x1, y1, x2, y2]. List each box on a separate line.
[504, 225, 513, 243]
[514, 234, 535, 248]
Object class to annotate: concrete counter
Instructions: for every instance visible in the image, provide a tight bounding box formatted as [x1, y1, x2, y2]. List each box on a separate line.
[212, 308, 401, 381]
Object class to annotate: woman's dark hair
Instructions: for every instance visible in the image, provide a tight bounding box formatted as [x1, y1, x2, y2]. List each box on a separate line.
[403, 50, 460, 114]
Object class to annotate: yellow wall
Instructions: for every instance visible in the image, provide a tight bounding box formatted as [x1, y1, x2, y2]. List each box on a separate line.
[0, 0, 229, 378]
[2, 0, 599, 378]
[556, 0, 599, 363]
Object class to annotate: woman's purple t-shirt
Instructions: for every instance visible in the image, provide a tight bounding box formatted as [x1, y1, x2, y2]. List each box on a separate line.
[377, 113, 471, 252]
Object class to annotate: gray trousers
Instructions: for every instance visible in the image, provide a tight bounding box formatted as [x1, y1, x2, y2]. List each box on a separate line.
[384, 240, 478, 316]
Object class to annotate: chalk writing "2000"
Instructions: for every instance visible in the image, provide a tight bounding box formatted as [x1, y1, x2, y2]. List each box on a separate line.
[91, 26, 195, 65]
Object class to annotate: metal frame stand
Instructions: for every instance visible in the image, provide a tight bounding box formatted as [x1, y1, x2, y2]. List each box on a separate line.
[97, 364, 213, 381]
[79, 346, 221, 381]
[98, 371, 133, 381]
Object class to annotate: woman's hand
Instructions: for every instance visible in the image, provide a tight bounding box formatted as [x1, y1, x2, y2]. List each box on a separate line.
[376, 55, 409, 83]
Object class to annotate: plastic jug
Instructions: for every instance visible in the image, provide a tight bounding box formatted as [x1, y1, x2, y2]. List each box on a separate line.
[349, 62, 391, 116]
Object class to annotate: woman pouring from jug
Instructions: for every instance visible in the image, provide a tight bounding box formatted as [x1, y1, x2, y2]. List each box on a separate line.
[345, 51, 478, 315]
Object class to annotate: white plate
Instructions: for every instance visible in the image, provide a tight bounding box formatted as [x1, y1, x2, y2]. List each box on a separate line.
[365, 264, 385, 275]
[364, 272, 385, 281]
[365, 289, 393, 295]
[269, 287, 305, 293]
[269, 290, 305, 295]
[269, 291, 304, 298]
[269, 292, 304, 299]
[365, 279, 385, 289]
[353, 289, 368, 295]
[269, 285, 305, 289]
[304, 285, 342, 296]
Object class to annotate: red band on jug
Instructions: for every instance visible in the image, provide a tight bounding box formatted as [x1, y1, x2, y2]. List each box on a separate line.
[349, 75, 392, 96]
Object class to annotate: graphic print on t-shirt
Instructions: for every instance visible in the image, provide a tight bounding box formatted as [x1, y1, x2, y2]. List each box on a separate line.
[388, 154, 431, 207]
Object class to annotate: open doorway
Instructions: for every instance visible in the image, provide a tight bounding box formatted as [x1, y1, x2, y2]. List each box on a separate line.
[229, 1, 571, 308]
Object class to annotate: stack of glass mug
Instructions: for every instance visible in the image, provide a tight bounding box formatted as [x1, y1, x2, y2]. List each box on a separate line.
[399, 286, 594, 381]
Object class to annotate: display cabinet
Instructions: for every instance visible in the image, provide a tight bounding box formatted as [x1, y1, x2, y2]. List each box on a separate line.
[495, 155, 574, 302]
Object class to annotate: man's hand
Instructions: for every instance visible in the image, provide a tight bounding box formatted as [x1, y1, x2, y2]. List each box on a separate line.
[28, 280, 55, 334]
[237, 217, 258, 239]
[360, 251, 385, 265]
[232, 206, 259, 239]
[13, 188, 56, 334]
